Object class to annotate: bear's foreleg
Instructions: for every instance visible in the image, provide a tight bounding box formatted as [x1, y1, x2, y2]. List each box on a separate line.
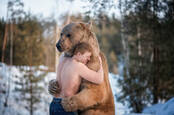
[61, 84, 105, 112]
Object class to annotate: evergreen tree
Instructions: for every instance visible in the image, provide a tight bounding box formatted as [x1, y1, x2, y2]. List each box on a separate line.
[118, 0, 174, 112]
[93, 15, 122, 73]
[41, 19, 57, 71]
[12, 15, 45, 66]
[15, 66, 47, 115]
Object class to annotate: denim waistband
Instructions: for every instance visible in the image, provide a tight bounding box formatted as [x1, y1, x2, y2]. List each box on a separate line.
[52, 97, 62, 103]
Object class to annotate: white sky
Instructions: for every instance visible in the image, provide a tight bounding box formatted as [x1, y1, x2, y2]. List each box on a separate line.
[0, 0, 120, 23]
[0, 0, 84, 18]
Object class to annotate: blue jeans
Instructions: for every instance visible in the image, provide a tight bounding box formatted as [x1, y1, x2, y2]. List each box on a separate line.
[49, 98, 76, 115]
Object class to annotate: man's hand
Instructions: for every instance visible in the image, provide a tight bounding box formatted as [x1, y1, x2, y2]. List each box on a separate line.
[48, 79, 61, 96]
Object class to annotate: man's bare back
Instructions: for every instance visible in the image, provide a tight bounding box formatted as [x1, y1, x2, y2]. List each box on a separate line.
[56, 52, 103, 98]
[57, 56, 81, 97]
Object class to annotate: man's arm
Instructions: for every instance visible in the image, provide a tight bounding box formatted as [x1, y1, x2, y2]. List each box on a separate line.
[77, 56, 104, 84]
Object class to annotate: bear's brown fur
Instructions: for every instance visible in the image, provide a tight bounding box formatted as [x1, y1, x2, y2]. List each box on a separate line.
[56, 22, 115, 115]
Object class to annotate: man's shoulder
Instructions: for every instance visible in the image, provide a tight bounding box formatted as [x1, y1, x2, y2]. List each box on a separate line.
[59, 53, 71, 63]
[59, 53, 65, 62]
[71, 60, 84, 68]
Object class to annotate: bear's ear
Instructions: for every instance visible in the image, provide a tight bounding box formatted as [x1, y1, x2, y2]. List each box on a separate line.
[86, 21, 92, 30]
[79, 22, 86, 30]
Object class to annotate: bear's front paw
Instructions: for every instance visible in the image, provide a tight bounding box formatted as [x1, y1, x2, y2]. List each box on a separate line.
[61, 97, 78, 112]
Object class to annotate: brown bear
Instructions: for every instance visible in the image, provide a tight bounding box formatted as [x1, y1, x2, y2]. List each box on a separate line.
[53, 22, 115, 115]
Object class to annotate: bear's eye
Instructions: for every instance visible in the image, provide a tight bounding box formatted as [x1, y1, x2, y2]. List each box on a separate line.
[66, 34, 71, 38]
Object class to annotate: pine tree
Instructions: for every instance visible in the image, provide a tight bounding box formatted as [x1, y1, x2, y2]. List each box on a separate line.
[93, 16, 122, 74]
[15, 66, 47, 115]
[12, 15, 45, 66]
[118, 0, 174, 112]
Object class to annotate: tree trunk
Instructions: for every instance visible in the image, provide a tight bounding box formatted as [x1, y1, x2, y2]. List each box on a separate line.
[153, 47, 159, 104]
[10, 22, 13, 65]
[2, 23, 8, 62]
[30, 83, 33, 115]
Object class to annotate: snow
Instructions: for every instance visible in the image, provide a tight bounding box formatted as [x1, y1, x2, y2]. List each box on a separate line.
[1, 62, 174, 115]
[143, 98, 174, 115]
[157, 98, 174, 115]
[124, 114, 151, 115]
[109, 73, 130, 115]
[0, 63, 54, 115]
[143, 104, 163, 115]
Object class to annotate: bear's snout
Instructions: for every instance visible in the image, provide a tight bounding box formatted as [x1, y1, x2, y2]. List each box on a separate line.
[56, 41, 63, 52]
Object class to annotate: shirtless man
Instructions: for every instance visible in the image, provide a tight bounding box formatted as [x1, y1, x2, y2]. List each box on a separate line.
[49, 43, 104, 115]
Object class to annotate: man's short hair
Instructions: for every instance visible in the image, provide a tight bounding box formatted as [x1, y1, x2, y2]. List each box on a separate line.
[73, 43, 93, 55]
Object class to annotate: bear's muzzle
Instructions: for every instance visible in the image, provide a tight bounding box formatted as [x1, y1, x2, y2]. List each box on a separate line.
[56, 41, 63, 52]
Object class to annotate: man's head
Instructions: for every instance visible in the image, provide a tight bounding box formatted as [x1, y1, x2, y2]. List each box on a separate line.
[73, 43, 93, 65]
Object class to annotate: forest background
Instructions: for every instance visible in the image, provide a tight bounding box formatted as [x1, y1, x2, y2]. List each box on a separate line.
[0, 0, 174, 114]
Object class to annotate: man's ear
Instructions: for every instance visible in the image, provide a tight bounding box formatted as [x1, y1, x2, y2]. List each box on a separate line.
[76, 52, 80, 57]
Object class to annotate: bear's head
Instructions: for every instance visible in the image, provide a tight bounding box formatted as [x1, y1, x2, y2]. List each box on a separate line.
[56, 22, 100, 71]
[56, 22, 99, 56]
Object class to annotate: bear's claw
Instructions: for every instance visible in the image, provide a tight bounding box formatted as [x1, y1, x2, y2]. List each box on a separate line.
[61, 97, 78, 112]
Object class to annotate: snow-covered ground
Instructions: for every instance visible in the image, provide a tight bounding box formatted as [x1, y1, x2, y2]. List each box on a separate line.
[109, 73, 130, 115]
[142, 98, 174, 115]
[0, 63, 174, 115]
[0, 63, 54, 115]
